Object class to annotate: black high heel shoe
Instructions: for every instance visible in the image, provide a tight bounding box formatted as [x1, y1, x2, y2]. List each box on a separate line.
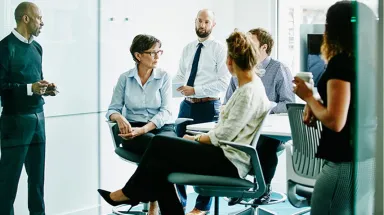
[97, 189, 139, 211]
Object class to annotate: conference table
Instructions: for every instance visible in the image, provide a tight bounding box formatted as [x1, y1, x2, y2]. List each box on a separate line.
[186, 114, 292, 142]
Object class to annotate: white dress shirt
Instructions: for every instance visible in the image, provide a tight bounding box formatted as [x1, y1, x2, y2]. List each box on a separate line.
[11, 29, 35, 96]
[173, 37, 231, 98]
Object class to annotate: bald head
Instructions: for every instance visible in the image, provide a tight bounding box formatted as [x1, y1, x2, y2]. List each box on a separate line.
[196, 9, 215, 22]
[14, 2, 43, 38]
[14, 2, 38, 24]
[195, 9, 216, 39]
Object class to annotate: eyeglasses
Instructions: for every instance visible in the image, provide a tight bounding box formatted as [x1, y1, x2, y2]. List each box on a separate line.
[142, 50, 163, 58]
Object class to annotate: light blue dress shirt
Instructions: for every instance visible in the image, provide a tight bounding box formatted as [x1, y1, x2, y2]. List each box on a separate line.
[224, 56, 295, 113]
[106, 67, 172, 128]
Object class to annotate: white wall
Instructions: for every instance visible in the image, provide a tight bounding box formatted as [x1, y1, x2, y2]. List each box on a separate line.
[233, 0, 277, 58]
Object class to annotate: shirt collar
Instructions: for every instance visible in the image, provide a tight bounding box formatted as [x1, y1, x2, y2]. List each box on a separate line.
[12, 29, 34, 44]
[194, 36, 215, 48]
[258, 56, 272, 69]
[127, 67, 162, 80]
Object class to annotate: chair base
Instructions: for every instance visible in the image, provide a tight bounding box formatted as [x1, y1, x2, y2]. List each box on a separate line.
[267, 191, 287, 205]
[228, 207, 278, 215]
[291, 208, 310, 215]
[227, 206, 309, 215]
[112, 205, 147, 215]
[226, 191, 286, 215]
[226, 191, 287, 207]
[257, 207, 278, 215]
[229, 207, 255, 215]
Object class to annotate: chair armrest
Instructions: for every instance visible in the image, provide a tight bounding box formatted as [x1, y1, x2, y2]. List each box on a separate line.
[106, 120, 117, 129]
[218, 140, 266, 194]
[175, 118, 194, 125]
[109, 119, 193, 127]
[270, 101, 277, 109]
[213, 115, 219, 122]
[285, 141, 293, 152]
[219, 140, 255, 156]
[186, 130, 206, 135]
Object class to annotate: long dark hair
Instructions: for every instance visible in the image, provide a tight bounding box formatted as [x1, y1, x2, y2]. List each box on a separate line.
[321, 1, 355, 62]
[321, 1, 376, 63]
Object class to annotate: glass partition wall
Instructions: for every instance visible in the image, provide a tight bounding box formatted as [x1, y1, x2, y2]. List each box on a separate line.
[278, 0, 381, 214]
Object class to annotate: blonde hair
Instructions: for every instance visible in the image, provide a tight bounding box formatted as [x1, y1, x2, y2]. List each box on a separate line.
[226, 31, 259, 71]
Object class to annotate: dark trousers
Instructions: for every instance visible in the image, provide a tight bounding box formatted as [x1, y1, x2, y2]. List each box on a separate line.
[121, 135, 239, 215]
[175, 99, 220, 137]
[0, 112, 46, 215]
[256, 135, 282, 185]
[174, 99, 220, 211]
[120, 122, 177, 156]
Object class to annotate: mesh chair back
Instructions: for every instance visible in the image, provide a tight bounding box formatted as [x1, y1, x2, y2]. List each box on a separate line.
[287, 103, 324, 179]
[250, 102, 277, 148]
[246, 102, 276, 178]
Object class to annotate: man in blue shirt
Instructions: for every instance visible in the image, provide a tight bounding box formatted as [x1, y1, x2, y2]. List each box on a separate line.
[224, 28, 295, 204]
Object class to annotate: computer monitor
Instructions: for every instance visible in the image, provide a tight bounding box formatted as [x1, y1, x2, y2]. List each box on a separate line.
[307, 34, 323, 55]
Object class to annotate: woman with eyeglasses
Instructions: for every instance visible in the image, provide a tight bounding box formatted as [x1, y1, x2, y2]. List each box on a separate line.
[106, 34, 175, 214]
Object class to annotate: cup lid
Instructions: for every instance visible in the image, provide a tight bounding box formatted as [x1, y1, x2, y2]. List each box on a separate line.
[296, 71, 313, 77]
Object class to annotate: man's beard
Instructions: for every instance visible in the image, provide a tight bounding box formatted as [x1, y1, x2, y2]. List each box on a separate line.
[195, 27, 212, 38]
[31, 27, 41, 37]
[33, 30, 40, 37]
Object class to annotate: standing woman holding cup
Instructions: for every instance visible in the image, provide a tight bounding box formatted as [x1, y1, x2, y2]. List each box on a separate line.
[293, 1, 376, 214]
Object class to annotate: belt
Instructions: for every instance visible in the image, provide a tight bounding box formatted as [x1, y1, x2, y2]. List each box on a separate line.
[185, 97, 219, 103]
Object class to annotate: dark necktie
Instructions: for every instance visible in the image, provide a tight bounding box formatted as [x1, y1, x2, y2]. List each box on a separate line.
[186, 43, 203, 87]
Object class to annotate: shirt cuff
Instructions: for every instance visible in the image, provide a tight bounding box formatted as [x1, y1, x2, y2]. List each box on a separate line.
[207, 130, 220, 146]
[106, 110, 119, 121]
[193, 86, 203, 97]
[149, 118, 162, 129]
[27, 84, 33, 96]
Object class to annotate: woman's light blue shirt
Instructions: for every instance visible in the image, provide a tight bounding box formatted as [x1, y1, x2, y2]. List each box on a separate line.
[106, 67, 172, 128]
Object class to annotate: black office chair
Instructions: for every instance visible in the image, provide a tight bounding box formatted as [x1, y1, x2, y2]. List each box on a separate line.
[168, 103, 286, 215]
[285, 103, 325, 214]
[106, 121, 149, 215]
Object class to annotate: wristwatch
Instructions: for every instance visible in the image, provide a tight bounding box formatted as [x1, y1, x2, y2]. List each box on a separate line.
[194, 134, 202, 142]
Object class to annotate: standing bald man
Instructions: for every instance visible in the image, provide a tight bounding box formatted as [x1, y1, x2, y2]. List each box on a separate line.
[0, 2, 57, 215]
[173, 9, 230, 215]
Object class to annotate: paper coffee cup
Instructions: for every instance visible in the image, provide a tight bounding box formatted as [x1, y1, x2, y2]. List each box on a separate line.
[295, 72, 313, 83]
